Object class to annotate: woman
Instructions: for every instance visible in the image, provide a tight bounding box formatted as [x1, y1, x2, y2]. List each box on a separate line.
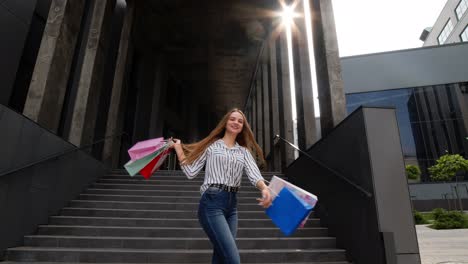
[172, 108, 272, 264]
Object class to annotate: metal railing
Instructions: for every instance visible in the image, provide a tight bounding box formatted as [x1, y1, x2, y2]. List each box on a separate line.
[0, 132, 128, 178]
[274, 134, 373, 198]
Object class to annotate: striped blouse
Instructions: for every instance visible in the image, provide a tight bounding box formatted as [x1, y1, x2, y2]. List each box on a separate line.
[180, 139, 264, 194]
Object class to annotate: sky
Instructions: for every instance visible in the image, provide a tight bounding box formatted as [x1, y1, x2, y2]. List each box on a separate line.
[332, 0, 448, 57]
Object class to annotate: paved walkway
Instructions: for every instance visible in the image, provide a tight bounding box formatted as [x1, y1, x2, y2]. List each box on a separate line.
[416, 225, 468, 264]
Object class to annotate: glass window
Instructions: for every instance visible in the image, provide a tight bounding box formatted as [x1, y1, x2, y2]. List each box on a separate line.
[438, 19, 454, 44]
[461, 26, 468, 42]
[346, 83, 468, 182]
[346, 88, 416, 157]
[456, 0, 468, 20]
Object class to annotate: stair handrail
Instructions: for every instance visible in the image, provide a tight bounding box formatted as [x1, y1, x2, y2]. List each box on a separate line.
[0, 132, 129, 178]
[274, 134, 373, 198]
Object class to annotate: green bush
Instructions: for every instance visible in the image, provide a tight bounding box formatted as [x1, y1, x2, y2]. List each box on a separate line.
[432, 211, 467, 229]
[429, 154, 468, 182]
[432, 208, 446, 221]
[406, 165, 421, 180]
[413, 210, 428, 225]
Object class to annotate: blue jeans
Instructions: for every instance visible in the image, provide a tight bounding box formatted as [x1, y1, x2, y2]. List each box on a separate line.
[198, 187, 240, 264]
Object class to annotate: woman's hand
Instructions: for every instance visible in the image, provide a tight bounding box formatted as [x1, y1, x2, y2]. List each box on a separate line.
[257, 188, 272, 208]
[170, 138, 181, 149]
[171, 138, 185, 163]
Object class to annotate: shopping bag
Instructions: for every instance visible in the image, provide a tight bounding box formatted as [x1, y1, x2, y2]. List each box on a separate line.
[268, 176, 318, 206]
[124, 146, 167, 176]
[139, 147, 171, 178]
[268, 176, 318, 228]
[151, 148, 171, 172]
[265, 187, 314, 236]
[128, 137, 165, 161]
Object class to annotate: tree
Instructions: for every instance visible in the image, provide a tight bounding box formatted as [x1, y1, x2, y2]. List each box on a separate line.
[406, 165, 421, 180]
[429, 154, 468, 182]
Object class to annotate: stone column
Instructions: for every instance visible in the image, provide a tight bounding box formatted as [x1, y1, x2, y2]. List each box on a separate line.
[252, 87, 257, 141]
[245, 105, 250, 126]
[310, 0, 346, 136]
[247, 106, 252, 128]
[268, 38, 282, 172]
[292, 34, 306, 151]
[256, 69, 264, 150]
[186, 92, 199, 143]
[262, 61, 271, 157]
[278, 33, 295, 167]
[23, 0, 86, 133]
[102, 0, 135, 166]
[132, 55, 157, 142]
[148, 54, 167, 138]
[295, 3, 318, 149]
[69, 0, 116, 146]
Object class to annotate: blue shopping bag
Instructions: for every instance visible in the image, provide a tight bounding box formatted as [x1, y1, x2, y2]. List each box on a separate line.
[265, 187, 314, 236]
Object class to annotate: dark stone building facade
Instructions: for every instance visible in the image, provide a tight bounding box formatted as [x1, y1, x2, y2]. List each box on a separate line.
[1, 0, 346, 171]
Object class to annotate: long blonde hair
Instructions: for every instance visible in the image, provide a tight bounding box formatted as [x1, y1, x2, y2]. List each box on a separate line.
[182, 108, 264, 166]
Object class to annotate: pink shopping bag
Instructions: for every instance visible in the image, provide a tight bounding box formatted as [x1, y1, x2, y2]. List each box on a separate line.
[128, 137, 165, 161]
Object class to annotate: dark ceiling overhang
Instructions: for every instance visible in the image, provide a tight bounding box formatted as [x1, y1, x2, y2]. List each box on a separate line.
[132, 0, 280, 118]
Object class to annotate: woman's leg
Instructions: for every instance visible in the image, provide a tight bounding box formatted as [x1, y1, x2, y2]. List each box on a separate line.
[212, 249, 222, 264]
[226, 193, 238, 239]
[198, 190, 241, 264]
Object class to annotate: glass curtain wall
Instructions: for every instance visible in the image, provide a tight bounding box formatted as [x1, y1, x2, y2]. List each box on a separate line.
[346, 82, 468, 182]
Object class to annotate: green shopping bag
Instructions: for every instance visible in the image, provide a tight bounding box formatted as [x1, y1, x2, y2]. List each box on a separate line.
[124, 146, 167, 176]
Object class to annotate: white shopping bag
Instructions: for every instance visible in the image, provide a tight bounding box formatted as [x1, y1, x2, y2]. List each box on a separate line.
[268, 176, 318, 227]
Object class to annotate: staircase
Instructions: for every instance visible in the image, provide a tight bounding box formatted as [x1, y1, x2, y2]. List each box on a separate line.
[3, 170, 350, 263]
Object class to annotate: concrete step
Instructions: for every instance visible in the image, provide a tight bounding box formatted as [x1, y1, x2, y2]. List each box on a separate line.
[110, 169, 284, 176]
[6, 247, 347, 263]
[0, 261, 350, 264]
[68, 200, 263, 211]
[77, 193, 259, 203]
[59, 208, 271, 219]
[104, 172, 284, 177]
[89, 183, 259, 192]
[83, 188, 260, 197]
[99, 176, 284, 187]
[48, 216, 321, 228]
[24, 235, 336, 250]
[97, 177, 263, 186]
[103, 174, 285, 183]
[36, 225, 329, 238]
